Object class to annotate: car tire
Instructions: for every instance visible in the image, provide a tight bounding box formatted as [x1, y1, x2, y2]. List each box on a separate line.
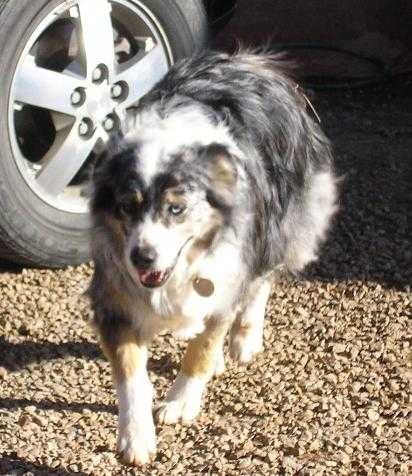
[0, 0, 207, 268]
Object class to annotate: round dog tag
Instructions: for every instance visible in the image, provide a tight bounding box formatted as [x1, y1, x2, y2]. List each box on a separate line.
[193, 277, 214, 297]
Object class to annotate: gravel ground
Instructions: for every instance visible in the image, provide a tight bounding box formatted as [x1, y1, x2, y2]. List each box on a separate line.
[1, 79, 411, 474]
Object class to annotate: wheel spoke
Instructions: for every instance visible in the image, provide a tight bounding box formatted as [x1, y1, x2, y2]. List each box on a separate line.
[36, 124, 98, 196]
[77, 0, 115, 81]
[14, 55, 82, 115]
[116, 44, 169, 109]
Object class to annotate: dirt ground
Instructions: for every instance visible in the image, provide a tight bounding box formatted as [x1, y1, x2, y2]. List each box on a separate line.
[0, 70, 411, 475]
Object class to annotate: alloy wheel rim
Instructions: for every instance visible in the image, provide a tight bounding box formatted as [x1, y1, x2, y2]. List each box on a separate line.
[8, 0, 172, 214]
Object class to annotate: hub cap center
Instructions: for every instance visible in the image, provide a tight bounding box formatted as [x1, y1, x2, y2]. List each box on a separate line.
[84, 81, 114, 122]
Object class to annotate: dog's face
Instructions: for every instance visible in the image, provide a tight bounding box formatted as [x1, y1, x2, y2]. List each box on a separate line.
[92, 140, 237, 288]
[122, 174, 214, 288]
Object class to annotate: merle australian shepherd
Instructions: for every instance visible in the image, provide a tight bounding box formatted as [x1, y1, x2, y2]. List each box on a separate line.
[88, 50, 337, 465]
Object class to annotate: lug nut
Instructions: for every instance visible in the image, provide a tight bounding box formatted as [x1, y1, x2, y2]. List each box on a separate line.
[71, 88, 86, 106]
[103, 116, 115, 132]
[111, 84, 123, 99]
[71, 91, 82, 105]
[92, 64, 108, 83]
[111, 81, 129, 102]
[78, 118, 93, 137]
[92, 67, 103, 82]
[79, 122, 89, 136]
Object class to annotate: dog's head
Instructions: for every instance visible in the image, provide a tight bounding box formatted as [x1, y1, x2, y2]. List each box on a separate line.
[92, 137, 238, 288]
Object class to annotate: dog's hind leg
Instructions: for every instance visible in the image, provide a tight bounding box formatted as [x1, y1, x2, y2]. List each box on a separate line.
[156, 318, 229, 425]
[213, 345, 226, 376]
[229, 277, 272, 364]
[98, 317, 156, 466]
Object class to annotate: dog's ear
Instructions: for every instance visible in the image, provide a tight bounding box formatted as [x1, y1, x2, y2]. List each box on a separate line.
[91, 132, 134, 214]
[93, 132, 125, 177]
[201, 143, 238, 209]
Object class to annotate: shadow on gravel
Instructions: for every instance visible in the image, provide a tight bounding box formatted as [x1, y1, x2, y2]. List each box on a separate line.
[0, 397, 116, 415]
[0, 454, 85, 476]
[300, 80, 412, 292]
[0, 335, 178, 378]
[0, 336, 102, 371]
[148, 354, 179, 379]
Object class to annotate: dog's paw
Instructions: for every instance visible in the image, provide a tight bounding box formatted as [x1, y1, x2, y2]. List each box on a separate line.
[156, 397, 201, 425]
[155, 374, 205, 424]
[229, 330, 263, 364]
[117, 420, 156, 466]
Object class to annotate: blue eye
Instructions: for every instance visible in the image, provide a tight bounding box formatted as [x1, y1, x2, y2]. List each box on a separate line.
[168, 204, 186, 216]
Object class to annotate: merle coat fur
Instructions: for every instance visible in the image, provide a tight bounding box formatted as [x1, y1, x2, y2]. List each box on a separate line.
[88, 50, 337, 466]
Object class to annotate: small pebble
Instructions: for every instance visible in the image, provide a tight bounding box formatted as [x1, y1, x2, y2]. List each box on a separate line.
[368, 409, 380, 422]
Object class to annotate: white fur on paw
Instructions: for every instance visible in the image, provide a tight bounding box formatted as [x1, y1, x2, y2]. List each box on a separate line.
[156, 374, 205, 424]
[229, 331, 263, 364]
[213, 349, 225, 376]
[117, 420, 156, 466]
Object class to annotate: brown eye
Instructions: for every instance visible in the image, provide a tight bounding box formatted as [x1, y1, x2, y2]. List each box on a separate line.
[168, 204, 186, 216]
[119, 201, 137, 216]
[118, 190, 143, 217]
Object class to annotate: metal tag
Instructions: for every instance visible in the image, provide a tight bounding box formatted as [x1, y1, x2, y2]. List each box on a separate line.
[193, 277, 214, 297]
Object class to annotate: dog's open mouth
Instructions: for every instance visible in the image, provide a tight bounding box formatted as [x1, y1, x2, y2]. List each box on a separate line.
[129, 237, 194, 289]
[136, 268, 172, 288]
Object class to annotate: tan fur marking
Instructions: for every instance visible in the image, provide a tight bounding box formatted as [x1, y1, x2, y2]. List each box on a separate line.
[237, 323, 252, 337]
[163, 188, 187, 206]
[99, 326, 145, 383]
[104, 215, 126, 252]
[210, 153, 236, 188]
[182, 320, 229, 378]
[186, 219, 222, 264]
[228, 311, 253, 342]
[105, 283, 134, 316]
[133, 189, 144, 206]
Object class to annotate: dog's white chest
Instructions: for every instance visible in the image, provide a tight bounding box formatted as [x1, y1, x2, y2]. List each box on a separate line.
[138, 282, 211, 339]
[136, 242, 245, 339]
[140, 280, 226, 340]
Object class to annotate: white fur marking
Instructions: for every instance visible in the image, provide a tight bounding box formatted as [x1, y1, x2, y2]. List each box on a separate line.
[213, 347, 226, 376]
[283, 171, 338, 271]
[123, 104, 240, 185]
[181, 239, 245, 320]
[117, 368, 156, 465]
[156, 373, 205, 424]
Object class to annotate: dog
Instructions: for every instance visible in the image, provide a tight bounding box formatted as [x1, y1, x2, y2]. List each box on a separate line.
[88, 49, 337, 465]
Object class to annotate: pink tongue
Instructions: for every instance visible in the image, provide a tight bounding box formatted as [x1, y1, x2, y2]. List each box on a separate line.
[138, 269, 164, 285]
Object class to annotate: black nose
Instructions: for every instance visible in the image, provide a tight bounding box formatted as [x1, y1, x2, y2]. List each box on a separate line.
[130, 246, 157, 269]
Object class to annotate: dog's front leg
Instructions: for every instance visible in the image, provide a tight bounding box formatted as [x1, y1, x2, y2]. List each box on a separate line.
[156, 318, 229, 424]
[98, 320, 156, 466]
